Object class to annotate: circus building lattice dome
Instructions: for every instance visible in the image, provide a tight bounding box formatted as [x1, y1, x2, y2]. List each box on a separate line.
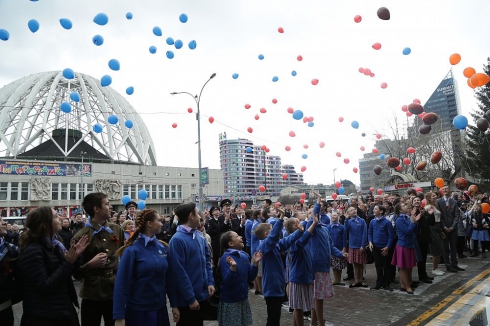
[0, 71, 156, 165]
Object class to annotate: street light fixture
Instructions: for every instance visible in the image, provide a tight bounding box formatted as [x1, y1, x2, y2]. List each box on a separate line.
[80, 151, 87, 203]
[171, 73, 216, 210]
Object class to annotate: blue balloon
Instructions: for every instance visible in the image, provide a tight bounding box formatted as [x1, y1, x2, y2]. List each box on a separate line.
[166, 37, 174, 45]
[351, 121, 359, 129]
[60, 102, 71, 113]
[93, 13, 109, 26]
[149, 46, 157, 54]
[402, 47, 411, 55]
[292, 110, 304, 120]
[125, 120, 133, 129]
[0, 29, 9, 41]
[166, 51, 174, 59]
[291, 70, 297, 76]
[138, 200, 146, 210]
[108, 59, 120, 71]
[246, 147, 252, 153]
[153, 26, 162, 36]
[126, 86, 134, 95]
[338, 187, 345, 195]
[126, 12, 133, 20]
[188, 40, 197, 50]
[258, 54, 264, 60]
[108, 115, 119, 124]
[232, 73, 239, 79]
[453, 115, 468, 130]
[302, 154, 308, 159]
[93, 123, 103, 133]
[28, 19, 40, 33]
[59, 18, 72, 30]
[308, 122, 314, 127]
[121, 195, 131, 205]
[272, 76, 278, 82]
[179, 13, 188, 23]
[70, 91, 80, 102]
[62, 68, 74, 79]
[92, 35, 104, 46]
[138, 189, 148, 200]
[101, 75, 112, 87]
[174, 40, 183, 49]
[380, 154, 385, 160]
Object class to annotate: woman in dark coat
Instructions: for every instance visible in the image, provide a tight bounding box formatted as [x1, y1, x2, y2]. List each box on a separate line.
[18, 207, 88, 326]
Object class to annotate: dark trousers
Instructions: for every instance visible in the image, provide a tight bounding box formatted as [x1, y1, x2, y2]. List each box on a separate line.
[0, 305, 14, 326]
[472, 240, 489, 252]
[457, 236, 466, 255]
[177, 300, 216, 326]
[442, 230, 458, 269]
[373, 246, 391, 287]
[389, 245, 397, 280]
[417, 242, 429, 280]
[347, 263, 354, 278]
[265, 296, 283, 326]
[81, 299, 114, 326]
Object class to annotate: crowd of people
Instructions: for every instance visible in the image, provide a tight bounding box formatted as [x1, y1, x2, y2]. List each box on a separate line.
[0, 186, 488, 326]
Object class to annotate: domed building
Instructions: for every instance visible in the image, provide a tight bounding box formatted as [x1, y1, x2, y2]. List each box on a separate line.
[0, 71, 224, 220]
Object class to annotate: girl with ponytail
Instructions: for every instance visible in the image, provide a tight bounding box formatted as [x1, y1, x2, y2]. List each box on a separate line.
[113, 209, 180, 326]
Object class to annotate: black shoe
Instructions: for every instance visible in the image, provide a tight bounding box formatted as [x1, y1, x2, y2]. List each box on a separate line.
[382, 286, 393, 292]
[427, 276, 434, 280]
[370, 286, 382, 290]
[446, 267, 458, 273]
[421, 278, 433, 284]
[255, 290, 263, 295]
[391, 279, 399, 284]
[343, 276, 354, 281]
[289, 307, 293, 313]
[410, 282, 418, 288]
[454, 266, 465, 271]
[470, 252, 478, 257]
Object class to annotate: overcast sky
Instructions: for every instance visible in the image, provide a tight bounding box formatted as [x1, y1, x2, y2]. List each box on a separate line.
[0, 0, 489, 186]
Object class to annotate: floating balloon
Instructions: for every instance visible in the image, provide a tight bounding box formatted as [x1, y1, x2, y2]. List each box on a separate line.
[380, 154, 385, 160]
[406, 112, 413, 117]
[272, 76, 278, 82]
[108, 59, 120, 71]
[372, 43, 381, 50]
[297, 55, 303, 61]
[358, 67, 364, 73]
[166, 51, 174, 59]
[370, 187, 375, 192]
[402, 47, 411, 55]
[413, 99, 421, 104]
[240, 202, 247, 209]
[179, 13, 188, 23]
[303, 144, 309, 149]
[259, 185, 266, 192]
[431, 151, 442, 164]
[260, 108, 267, 114]
[403, 158, 411, 165]
[373, 165, 382, 175]
[292, 110, 303, 120]
[308, 122, 314, 127]
[381, 82, 387, 89]
[138, 200, 146, 210]
[416, 161, 427, 171]
[302, 154, 307, 159]
[468, 185, 478, 197]
[28, 19, 40, 33]
[336, 152, 341, 157]
[291, 70, 297, 76]
[360, 146, 365, 151]
[408, 103, 424, 115]
[377, 189, 383, 195]
[376, 134, 381, 139]
[151, 26, 162, 36]
[121, 195, 131, 205]
[272, 98, 277, 104]
[285, 146, 291, 151]
[278, 27, 284, 33]
[335, 181, 341, 189]
[93, 35, 104, 46]
[338, 187, 345, 195]
[254, 114, 260, 120]
[407, 147, 416, 154]
[419, 124, 431, 135]
[301, 166, 306, 172]
[401, 105, 408, 112]
[387, 157, 400, 168]
[454, 177, 468, 190]
[94, 13, 109, 26]
[282, 173, 288, 180]
[353, 167, 358, 173]
[332, 193, 338, 200]
[303, 117, 309, 123]
[172, 123, 177, 128]
[311, 79, 319, 85]
[165, 37, 175, 45]
[174, 40, 183, 49]
[124, 120, 133, 129]
[319, 142, 325, 148]
[449, 53, 461, 65]
[187, 108, 193, 113]
[70, 92, 80, 102]
[62, 68, 75, 79]
[351, 121, 359, 129]
[453, 115, 468, 129]
[244, 104, 251, 110]
[377, 7, 390, 20]
[93, 123, 103, 133]
[258, 54, 264, 60]
[463, 67, 476, 78]
[245, 147, 252, 153]
[247, 127, 253, 133]
[361, 133, 366, 137]
[148, 46, 157, 53]
[482, 203, 490, 214]
[126, 12, 133, 20]
[354, 15, 362, 23]
[477, 118, 489, 131]
[289, 131, 296, 137]
[59, 18, 72, 29]
[372, 148, 378, 154]
[422, 112, 438, 125]
[126, 86, 134, 95]
[344, 158, 350, 164]
[108, 115, 118, 124]
[471, 73, 490, 87]
[209, 117, 214, 124]
[395, 166, 402, 171]
[188, 40, 197, 50]
[467, 78, 476, 89]
[232, 73, 239, 79]
[339, 117, 344, 122]
[60, 102, 71, 113]
[300, 199, 305, 204]
[100, 75, 112, 87]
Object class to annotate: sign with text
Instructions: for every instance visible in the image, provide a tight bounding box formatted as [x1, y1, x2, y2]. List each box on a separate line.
[0, 160, 92, 177]
[201, 167, 209, 185]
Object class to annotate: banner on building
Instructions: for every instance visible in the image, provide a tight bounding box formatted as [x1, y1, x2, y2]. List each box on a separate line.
[0, 160, 92, 177]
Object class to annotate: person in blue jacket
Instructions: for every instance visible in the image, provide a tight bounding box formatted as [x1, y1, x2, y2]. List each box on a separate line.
[391, 202, 420, 294]
[169, 203, 215, 326]
[368, 204, 395, 291]
[250, 209, 264, 295]
[285, 213, 319, 326]
[345, 206, 368, 288]
[244, 209, 254, 256]
[327, 211, 347, 286]
[218, 231, 262, 326]
[114, 209, 179, 326]
[254, 207, 302, 326]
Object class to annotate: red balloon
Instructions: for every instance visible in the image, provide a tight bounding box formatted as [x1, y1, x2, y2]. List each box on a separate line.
[407, 147, 416, 154]
[319, 142, 325, 148]
[335, 181, 341, 189]
[303, 117, 309, 123]
[359, 67, 364, 73]
[387, 157, 400, 168]
[395, 166, 402, 171]
[254, 114, 259, 120]
[364, 68, 371, 75]
[413, 99, 421, 104]
[187, 108, 193, 113]
[372, 43, 381, 50]
[287, 107, 294, 114]
[308, 117, 314, 122]
[377, 189, 383, 195]
[353, 167, 358, 173]
[282, 173, 288, 180]
[275, 202, 281, 207]
[414, 187, 423, 193]
[376, 134, 381, 139]
[336, 152, 341, 157]
[259, 185, 265, 192]
[381, 82, 387, 89]
[245, 104, 251, 109]
[265, 148, 270, 153]
[370, 187, 375, 192]
[406, 112, 413, 117]
[332, 193, 338, 200]
[418, 112, 426, 119]
[354, 15, 362, 23]
[372, 148, 379, 154]
[344, 158, 350, 164]
[311, 79, 319, 85]
[423, 113, 438, 125]
[297, 55, 303, 61]
[403, 158, 411, 165]
[300, 193, 306, 199]
[272, 98, 277, 104]
[261, 145, 266, 150]
[360, 146, 365, 151]
[301, 166, 306, 172]
[247, 127, 253, 133]
[260, 108, 267, 114]
[208, 116, 214, 123]
[339, 117, 344, 122]
[431, 151, 442, 164]
[172, 123, 177, 128]
[370, 73, 375, 77]
[408, 103, 424, 115]
[303, 144, 309, 149]
[299, 199, 305, 204]
[285, 145, 291, 151]
[289, 131, 296, 137]
[402, 105, 408, 112]
[278, 27, 284, 33]
[240, 202, 247, 209]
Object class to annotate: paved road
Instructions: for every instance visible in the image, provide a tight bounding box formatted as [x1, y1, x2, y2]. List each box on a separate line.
[12, 254, 490, 325]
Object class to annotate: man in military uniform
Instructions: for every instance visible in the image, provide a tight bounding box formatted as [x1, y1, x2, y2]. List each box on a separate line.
[125, 201, 137, 221]
[73, 192, 124, 326]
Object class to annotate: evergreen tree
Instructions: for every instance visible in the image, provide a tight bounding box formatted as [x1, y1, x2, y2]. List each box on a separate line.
[465, 57, 490, 187]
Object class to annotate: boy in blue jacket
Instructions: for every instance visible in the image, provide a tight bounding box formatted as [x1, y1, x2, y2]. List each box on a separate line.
[169, 203, 215, 326]
[254, 208, 303, 326]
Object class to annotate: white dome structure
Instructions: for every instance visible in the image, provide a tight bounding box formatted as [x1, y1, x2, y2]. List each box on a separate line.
[0, 71, 156, 165]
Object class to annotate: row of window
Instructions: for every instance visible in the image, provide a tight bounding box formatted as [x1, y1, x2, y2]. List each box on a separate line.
[122, 185, 184, 200]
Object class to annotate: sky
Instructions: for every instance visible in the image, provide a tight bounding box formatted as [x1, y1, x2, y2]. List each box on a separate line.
[0, 0, 489, 186]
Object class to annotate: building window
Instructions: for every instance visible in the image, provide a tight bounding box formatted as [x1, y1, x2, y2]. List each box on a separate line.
[10, 182, 18, 201]
[152, 185, 157, 200]
[0, 183, 7, 200]
[165, 185, 170, 199]
[70, 184, 78, 200]
[145, 185, 150, 199]
[191, 183, 196, 189]
[123, 184, 129, 196]
[52, 183, 59, 200]
[61, 183, 68, 200]
[21, 182, 29, 200]
[132, 185, 138, 200]
[177, 185, 182, 199]
[171, 185, 176, 199]
[158, 185, 164, 199]
[87, 184, 93, 194]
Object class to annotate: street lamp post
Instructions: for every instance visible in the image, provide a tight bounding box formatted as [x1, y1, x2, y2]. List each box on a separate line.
[333, 168, 337, 194]
[80, 151, 87, 205]
[171, 73, 216, 210]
